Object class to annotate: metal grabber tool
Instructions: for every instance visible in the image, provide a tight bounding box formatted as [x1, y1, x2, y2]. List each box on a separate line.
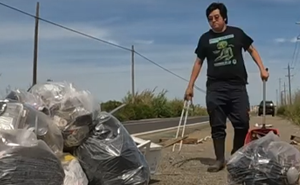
[172, 100, 191, 152]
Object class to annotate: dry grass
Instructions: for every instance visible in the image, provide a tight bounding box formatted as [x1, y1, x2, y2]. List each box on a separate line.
[277, 90, 300, 124]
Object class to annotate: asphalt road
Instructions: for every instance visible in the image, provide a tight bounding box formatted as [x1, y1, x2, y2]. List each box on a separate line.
[123, 116, 209, 134]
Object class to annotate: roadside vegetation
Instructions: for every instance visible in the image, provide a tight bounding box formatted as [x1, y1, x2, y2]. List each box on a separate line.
[100, 88, 208, 121]
[277, 90, 300, 125]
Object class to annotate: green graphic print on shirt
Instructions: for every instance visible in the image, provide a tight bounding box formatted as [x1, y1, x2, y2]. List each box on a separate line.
[209, 34, 237, 67]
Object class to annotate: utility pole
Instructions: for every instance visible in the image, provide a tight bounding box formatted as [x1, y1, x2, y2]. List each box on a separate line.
[131, 45, 135, 102]
[276, 89, 278, 106]
[279, 78, 282, 106]
[283, 82, 287, 105]
[32, 2, 40, 86]
[280, 91, 283, 106]
[285, 64, 294, 105]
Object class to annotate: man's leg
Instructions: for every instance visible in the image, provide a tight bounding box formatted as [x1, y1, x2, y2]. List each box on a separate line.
[206, 90, 228, 172]
[228, 86, 250, 155]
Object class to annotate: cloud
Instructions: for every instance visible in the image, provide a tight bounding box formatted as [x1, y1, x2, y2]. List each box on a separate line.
[274, 38, 286, 43]
[274, 37, 300, 43]
[290, 37, 300, 43]
[134, 40, 154, 45]
[0, 22, 118, 44]
[259, 0, 299, 3]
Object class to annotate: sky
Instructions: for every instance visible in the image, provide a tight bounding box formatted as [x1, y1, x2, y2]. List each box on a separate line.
[0, 0, 299, 107]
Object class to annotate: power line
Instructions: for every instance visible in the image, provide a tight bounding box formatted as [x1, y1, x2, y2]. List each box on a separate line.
[0, 1, 206, 93]
[134, 51, 205, 93]
[0, 1, 132, 51]
[290, 39, 299, 67]
[291, 37, 300, 80]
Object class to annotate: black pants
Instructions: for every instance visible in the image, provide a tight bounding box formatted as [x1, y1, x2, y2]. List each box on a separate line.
[206, 85, 250, 139]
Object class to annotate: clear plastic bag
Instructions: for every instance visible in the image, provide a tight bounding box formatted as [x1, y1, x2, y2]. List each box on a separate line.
[74, 112, 150, 185]
[5, 89, 47, 113]
[61, 153, 88, 185]
[29, 81, 99, 148]
[28, 81, 76, 109]
[0, 129, 65, 185]
[0, 101, 64, 156]
[227, 132, 300, 185]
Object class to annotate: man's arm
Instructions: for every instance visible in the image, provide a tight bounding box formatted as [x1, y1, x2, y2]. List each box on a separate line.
[188, 35, 206, 87]
[247, 45, 265, 72]
[188, 57, 203, 88]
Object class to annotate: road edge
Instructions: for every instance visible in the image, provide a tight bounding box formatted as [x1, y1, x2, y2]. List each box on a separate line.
[131, 121, 210, 136]
[124, 116, 209, 125]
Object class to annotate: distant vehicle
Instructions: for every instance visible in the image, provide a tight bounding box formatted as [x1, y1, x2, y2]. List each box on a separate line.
[258, 100, 275, 117]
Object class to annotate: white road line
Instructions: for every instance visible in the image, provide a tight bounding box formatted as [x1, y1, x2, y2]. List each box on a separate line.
[131, 121, 209, 136]
[124, 116, 208, 126]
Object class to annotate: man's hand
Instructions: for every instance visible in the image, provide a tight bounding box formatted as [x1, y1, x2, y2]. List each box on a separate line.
[260, 68, 269, 81]
[184, 86, 194, 101]
[185, 57, 203, 100]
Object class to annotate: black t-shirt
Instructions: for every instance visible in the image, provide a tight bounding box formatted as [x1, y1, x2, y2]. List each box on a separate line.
[195, 26, 253, 90]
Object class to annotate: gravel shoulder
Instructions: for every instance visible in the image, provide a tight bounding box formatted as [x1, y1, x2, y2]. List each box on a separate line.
[143, 116, 300, 185]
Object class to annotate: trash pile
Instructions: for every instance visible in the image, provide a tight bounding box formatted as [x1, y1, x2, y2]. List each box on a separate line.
[227, 132, 300, 185]
[0, 81, 150, 185]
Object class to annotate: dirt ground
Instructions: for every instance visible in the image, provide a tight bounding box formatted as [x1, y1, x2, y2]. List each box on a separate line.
[140, 116, 300, 185]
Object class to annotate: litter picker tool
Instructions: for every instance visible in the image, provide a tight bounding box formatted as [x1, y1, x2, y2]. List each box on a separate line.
[172, 100, 191, 152]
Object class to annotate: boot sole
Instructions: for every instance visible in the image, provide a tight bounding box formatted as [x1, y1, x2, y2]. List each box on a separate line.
[207, 164, 225, 173]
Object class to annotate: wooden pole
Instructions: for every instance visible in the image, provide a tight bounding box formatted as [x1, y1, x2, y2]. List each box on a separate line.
[131, 45, 135, 102]
[32, 2, 40, 86]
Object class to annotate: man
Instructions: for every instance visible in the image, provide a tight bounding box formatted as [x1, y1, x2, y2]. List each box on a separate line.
[185, 2, 269, 172]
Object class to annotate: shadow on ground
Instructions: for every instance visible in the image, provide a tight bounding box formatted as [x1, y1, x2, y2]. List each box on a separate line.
[171, 157, 215, 167]
[149, 179, 160, 184]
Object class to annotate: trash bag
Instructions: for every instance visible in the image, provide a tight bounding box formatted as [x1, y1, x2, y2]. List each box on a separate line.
[5, 89, 48, 114]
[74, 112, 150, 185]
[0, 129, 65, 185]
[227, 132, 300, 185]
[61, 153, 88, 185]
[0, 100, 64, 156]
[29, 81, 98, 148]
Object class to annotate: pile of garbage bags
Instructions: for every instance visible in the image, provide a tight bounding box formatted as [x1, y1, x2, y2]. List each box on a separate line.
[227, 132, 300, 185]
[0, 81, 150, 185]
[0, 129, 65, 185]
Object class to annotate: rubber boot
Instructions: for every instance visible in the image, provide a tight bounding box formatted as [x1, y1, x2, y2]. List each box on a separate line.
[207, 139, 225, 172]
[231, 129, 248, 155]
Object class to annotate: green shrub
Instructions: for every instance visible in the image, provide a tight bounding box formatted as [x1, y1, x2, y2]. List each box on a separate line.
[100, 88, 208, 121]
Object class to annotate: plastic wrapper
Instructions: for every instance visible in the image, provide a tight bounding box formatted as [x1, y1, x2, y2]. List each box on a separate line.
[0, 129, 65, 185]
[227, 132, 300, 185]
[74, 112, 150, 185]
[5, 89, 48, 114]
[29, 81, 99, 148]
[61, 153, 88, 185]
[0, 100, 64, 156]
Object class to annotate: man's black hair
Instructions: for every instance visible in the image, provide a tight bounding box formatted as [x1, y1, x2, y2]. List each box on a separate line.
[206, 2, 228, 24]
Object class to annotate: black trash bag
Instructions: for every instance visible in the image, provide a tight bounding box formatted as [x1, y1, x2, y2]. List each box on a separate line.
[0, 129, 65, 185]
[227, 132, 300, 185]
[74, 112, 150, 185]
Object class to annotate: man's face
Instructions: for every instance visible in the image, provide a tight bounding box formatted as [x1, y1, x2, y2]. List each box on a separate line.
[208, 9, 226, 31]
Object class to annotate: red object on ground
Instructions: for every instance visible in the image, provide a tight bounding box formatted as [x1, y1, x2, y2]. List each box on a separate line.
[244, 127, 280, 144]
